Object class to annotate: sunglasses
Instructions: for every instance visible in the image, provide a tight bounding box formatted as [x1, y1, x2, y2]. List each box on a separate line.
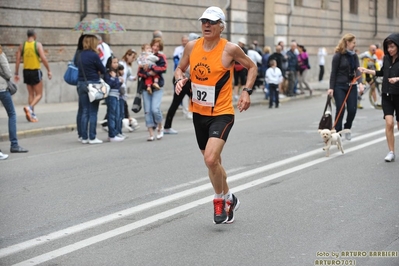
[200, 19, 219, 25]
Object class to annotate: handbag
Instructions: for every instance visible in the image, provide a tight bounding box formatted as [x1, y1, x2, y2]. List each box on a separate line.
[318, 95, 332, 130]
[87, 79, 110, 102]
[132, 78, 145, 113]
[63, 61, 78, 85]
[131, 93, 142, 113]
[7, 79, 17, 95]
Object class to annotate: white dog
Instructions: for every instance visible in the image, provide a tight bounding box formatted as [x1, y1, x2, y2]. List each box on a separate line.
[318, 129, 351, 157]
[122, 118, 140, 132]
[101, 118, 140, 133]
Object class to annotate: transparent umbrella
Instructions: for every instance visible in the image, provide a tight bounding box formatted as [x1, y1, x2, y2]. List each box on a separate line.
[72, 18, 126, 34]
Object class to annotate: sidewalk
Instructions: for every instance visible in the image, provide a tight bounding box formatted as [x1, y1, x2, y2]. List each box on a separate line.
[0, 81, 329, 142]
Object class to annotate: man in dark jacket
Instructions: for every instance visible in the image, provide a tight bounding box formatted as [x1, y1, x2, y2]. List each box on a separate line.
[269, 45, 286, 78]
[359, 33, 399, 162]
[268, 45, 286, 95]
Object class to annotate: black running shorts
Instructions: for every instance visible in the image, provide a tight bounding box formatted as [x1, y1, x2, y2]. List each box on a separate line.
[23, 69, 42, 85]
[382, 93, 399, 121]
[192, 113, 234, 150]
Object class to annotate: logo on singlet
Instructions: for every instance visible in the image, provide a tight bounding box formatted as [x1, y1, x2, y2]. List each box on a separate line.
[193, 62, 211, 81]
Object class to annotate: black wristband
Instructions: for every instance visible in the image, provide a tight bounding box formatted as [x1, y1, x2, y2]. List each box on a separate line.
[243, 88, 253, 95]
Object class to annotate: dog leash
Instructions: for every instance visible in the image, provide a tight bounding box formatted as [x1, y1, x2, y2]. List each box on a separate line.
[332, 75, 362, 130]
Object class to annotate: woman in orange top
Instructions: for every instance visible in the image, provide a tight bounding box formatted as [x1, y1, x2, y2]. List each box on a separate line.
[174, 6, 257, 224]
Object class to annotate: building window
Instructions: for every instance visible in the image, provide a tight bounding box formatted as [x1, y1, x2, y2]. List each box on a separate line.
[350, 0, 358, 14]
[294, 0, 303, 6]
[321, 0, 329, 9]
[387, 0, 394, 18]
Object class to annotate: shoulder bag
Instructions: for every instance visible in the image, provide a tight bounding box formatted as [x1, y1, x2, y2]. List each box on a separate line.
[87, 79, 110, 102]
[7, 79, 18, 95]
[63, 58, 78, 86]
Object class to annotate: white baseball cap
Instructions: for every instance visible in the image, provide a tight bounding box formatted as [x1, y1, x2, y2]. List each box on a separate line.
[198, 6, 225, 22]
[238, 37, 246, 45]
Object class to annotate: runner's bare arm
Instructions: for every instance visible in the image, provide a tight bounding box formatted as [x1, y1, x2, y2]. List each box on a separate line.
[14, 44, 22, 82]
[37, 42, 52, 79]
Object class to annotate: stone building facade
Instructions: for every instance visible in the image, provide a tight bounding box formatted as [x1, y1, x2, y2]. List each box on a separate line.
[0, 0, 398, 104]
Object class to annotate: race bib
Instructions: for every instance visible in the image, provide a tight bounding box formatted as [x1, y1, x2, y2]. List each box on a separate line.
[191, 82, 215, 107]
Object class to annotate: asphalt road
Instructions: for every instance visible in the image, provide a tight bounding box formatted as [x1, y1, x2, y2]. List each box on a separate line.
[1, 95, 398, 266]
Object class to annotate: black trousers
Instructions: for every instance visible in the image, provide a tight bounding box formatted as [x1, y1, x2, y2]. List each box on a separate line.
[319, 65, 324, 81]
[164, 80, 191, 129]
[269, 83, 279, 107]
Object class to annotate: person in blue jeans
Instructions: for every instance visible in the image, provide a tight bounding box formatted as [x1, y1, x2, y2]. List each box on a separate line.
[138, 38, 167, 141]
[327, 33, 364, 140]
[75, 35, 106, 144]
[0, 45, 28, 159]
[104, 55, 124, 142]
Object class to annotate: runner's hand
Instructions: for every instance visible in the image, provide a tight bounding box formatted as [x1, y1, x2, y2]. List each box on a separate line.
[175, 78, 188, 95]
[358, 83, 364, 94]
[237, 92, 250, 112]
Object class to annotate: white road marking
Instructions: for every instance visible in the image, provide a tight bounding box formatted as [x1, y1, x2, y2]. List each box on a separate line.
[3, 129, 396, 265]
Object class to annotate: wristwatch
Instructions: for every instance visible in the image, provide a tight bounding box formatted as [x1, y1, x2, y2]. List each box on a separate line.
[242, 88, 253, 95]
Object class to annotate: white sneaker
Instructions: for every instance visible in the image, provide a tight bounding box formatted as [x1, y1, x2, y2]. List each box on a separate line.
[89, 138, 103, 144]
[186, 112, 193, 119]
[345, 132, 352, 141]
[109, 136, 124, 142]
[0, 150, 9, 160]
[82, 139, 89, 144]
[102, 126, 108, 132]
[78, 137, 82, 142]
[384, 151, 395, 162]
[164, 128, 178, 134]
[157, 129, 164, 140]
[117, 133, 127, 139]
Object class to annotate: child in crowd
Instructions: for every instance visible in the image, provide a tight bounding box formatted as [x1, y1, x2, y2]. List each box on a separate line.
[137, 43, 160, 94]
[116, 63, 140, 133]
[104, 56, 124, 142]
[117, 64, 126, 136]
[265, 59, 283, 108]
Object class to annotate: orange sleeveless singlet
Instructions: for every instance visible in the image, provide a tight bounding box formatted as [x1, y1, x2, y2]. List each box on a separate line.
[189, 38, 234, 116]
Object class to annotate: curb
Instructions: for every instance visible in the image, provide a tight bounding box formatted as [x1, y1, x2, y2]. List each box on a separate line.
[0, 124, 76, 142]
[0, 91, 322, 142]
